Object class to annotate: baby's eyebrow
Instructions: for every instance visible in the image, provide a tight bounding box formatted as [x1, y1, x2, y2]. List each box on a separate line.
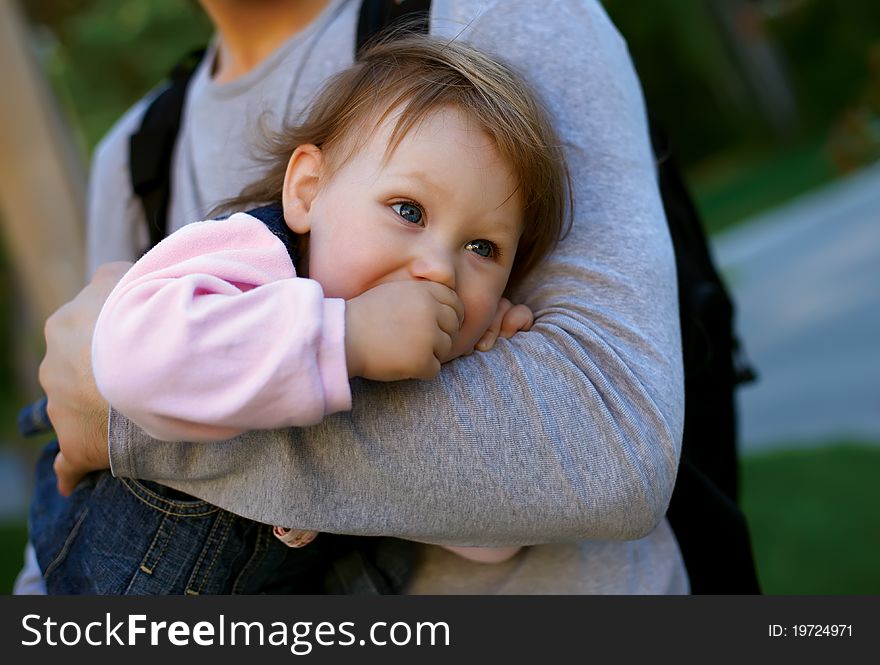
[484, 215, 522, 238]
[387, 170, 451, 198]
[460, 211, 521, 245]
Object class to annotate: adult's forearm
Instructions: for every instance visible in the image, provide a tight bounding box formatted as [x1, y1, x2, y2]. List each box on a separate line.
[111, 355, 680, 545]
[110, 254, 684, 546]
[108, 0, 685, 546]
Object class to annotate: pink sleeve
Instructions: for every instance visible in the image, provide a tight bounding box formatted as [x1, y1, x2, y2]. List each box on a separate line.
[92, 212, 351, 442]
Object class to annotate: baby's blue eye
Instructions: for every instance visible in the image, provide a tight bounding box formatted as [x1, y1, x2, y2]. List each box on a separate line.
[465, 240, 495, 258]
[392, 202, 423, 224]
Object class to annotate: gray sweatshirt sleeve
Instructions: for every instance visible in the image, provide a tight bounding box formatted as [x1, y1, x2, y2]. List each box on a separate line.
[108, 0, 684, 546]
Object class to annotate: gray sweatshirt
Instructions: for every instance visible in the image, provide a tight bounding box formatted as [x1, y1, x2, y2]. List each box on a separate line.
[92, 0, 687, 593]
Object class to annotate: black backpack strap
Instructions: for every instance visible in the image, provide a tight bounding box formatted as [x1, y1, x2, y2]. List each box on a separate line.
[649, 116, 755, 500]
[356, 0, 431, 58]
[129, 48, 205, 252]
[649, 117, 760, 593]
[242, 203, 300, 263]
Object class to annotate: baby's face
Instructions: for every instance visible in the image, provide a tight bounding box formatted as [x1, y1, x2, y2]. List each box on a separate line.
[300, 107, 524, 360]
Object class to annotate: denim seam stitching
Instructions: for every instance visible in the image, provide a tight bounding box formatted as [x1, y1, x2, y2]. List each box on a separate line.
[186, 512, 234, 595]
[119, 477, 219, 517]
[124, 477, 214, 510]
[136, 512, 178, 577]
[43, 505, 90, 580]
[232, 524, 269, 595]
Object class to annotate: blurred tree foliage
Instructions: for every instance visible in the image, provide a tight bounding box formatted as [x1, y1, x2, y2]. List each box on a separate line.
[23, 0, 211, 154]
[603, 0, 880, 169]
[604, 0, 754, 164]
[21, 0, 880, 170]
[0, 2, 208, 439]
[769, 0, 880, 134]
[14, 0, 880, 224]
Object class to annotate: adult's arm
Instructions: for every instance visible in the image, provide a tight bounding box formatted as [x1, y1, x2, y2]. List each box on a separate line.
[108, 0, 684, 546]
[93, 214, 349, 442]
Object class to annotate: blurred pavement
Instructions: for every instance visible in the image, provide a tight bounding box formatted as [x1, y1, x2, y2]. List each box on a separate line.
[0, 448, 30, 520]
[713, 160, 880, 452]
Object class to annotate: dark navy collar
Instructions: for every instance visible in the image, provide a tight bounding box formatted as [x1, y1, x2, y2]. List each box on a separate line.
[243, 203, 300, 264]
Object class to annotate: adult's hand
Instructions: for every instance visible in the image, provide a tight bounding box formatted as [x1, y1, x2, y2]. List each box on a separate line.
[39, 261, 132, 495]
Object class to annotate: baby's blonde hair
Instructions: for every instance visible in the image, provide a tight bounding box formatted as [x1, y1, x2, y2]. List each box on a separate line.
[229, 34, 572, 287]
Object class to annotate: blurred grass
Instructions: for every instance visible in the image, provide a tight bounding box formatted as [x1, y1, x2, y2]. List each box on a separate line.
[0, 236, 21, 444]
[741, 443, 880, 594]
[3, 442, 879, 594]
[1, 521, 28, 594]
[688, 136, 839, 236]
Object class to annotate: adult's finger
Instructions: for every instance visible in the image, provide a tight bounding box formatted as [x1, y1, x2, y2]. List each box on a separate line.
[53, 451, 85, 497]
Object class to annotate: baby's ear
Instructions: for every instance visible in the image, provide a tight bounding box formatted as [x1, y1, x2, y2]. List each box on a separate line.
[282, 144, 324, 234]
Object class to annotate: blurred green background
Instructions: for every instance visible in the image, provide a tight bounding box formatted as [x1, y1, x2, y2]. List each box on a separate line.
[1, 0, 879, 594]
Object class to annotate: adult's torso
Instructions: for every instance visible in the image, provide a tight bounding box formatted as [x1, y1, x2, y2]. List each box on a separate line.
[164, 0, 690, 595]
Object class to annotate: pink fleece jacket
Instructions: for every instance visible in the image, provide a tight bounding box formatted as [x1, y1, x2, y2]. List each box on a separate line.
[92, 212, 351, 442]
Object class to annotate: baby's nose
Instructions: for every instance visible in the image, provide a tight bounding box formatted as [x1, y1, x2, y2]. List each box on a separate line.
[410, 249, 456, 290]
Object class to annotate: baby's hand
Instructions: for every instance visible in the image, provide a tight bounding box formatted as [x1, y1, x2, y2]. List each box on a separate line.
[474, 298, 534, 352]
[345, 281, 463, 381]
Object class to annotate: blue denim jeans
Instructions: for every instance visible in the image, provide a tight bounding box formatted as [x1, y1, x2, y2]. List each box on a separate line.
[29, 442, 412, 594]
